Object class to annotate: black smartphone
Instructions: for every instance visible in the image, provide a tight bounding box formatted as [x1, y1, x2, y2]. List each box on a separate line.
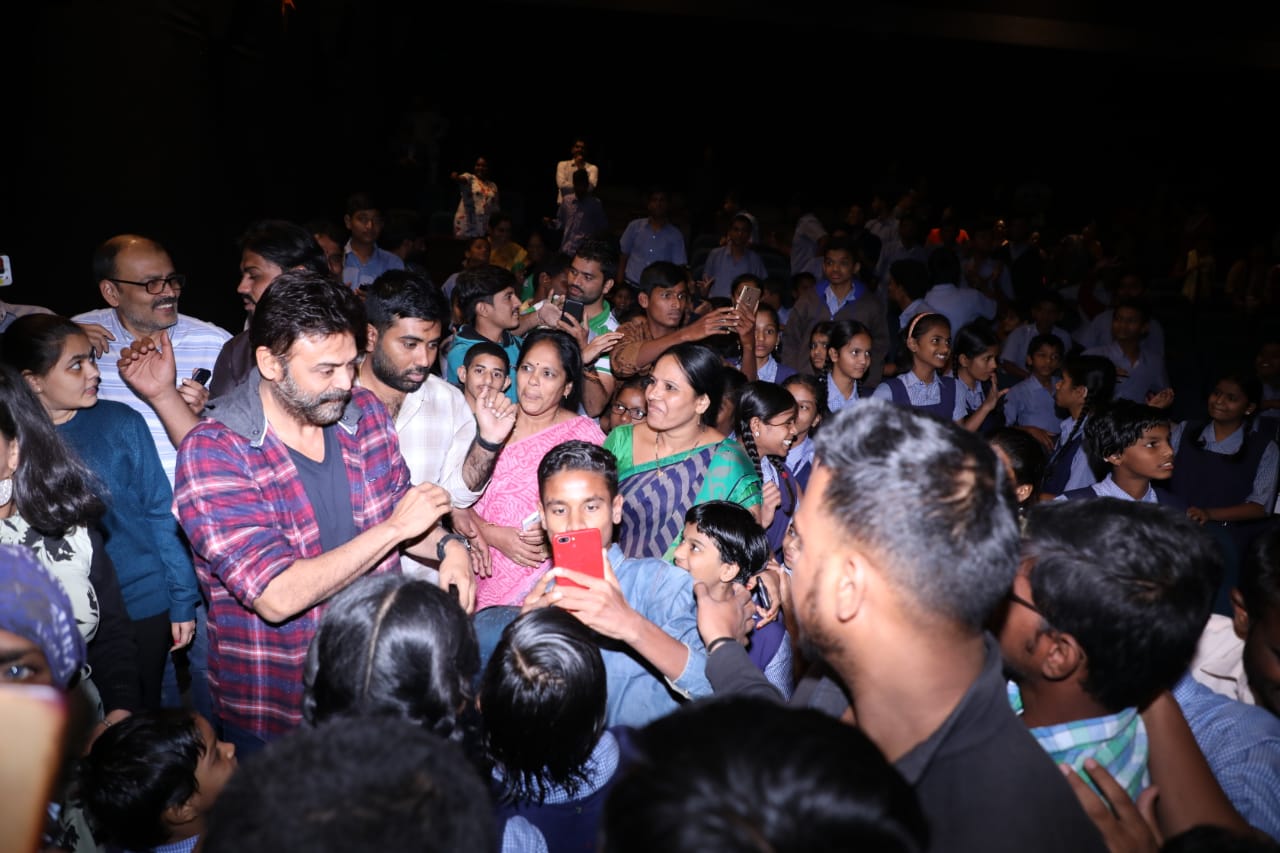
[191, 368, 212, 387]
[561, 298, 586, 324]
[750, 574, 771, 611]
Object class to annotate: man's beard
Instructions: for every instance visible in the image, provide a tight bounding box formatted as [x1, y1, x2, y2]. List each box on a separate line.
[371, 345, 427, 394]
[270, 365, 350, 426]
[794, 578, 841, 666]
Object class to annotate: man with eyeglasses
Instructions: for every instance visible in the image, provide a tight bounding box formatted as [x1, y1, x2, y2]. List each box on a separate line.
[341, 192, 404, 291]
[74, 234, 232, 486]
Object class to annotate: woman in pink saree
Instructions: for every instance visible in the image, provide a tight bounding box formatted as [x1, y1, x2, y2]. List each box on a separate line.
[473, 328, 604, 607]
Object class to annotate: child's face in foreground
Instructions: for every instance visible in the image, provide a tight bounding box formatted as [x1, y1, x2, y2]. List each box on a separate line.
[458, 354, 510, 403]
[539, 469, 621, 540]
[673, 522, 737, 589]
[1108, 424, 1174, 481]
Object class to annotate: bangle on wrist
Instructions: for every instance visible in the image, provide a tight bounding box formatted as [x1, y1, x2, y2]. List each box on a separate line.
[705, 636, 737, 655]
[436, 533, 471, 562]
[474, 433, 505, 453]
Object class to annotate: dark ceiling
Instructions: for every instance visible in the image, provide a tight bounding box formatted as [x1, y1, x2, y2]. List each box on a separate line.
[7, 0, 1276, 326]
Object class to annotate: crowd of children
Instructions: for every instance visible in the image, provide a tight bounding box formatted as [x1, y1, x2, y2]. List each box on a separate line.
[5, 178, 1280, 853]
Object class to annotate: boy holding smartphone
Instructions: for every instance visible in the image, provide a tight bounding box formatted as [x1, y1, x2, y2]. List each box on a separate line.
[520, 440, 713, 727]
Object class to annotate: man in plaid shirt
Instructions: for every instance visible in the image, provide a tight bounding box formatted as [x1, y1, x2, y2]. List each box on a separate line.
[175, 271, 475, 755]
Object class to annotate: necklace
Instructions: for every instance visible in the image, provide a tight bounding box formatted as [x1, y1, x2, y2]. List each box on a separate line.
[654, 423, 706, 480]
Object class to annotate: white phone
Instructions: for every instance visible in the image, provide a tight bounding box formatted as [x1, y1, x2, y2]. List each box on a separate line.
[0, 255, 12, 287]
[521, 510, 542, 530]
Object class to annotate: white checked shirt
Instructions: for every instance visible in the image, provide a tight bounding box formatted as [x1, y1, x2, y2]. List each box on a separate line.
[72, 308, 231, 486]
[391, 374, 482, 508]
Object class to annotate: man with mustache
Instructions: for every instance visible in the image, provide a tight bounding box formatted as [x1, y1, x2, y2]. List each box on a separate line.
[175, 271, 475, 757]
[74, 234, 232, 485]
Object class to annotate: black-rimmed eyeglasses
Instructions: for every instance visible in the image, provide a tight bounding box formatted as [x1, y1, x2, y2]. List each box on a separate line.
[1007, 589, 1041, 615]
[108, 274, 186, 294]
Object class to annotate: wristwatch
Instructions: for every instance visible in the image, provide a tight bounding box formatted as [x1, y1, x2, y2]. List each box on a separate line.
[436, 533, 472, 562]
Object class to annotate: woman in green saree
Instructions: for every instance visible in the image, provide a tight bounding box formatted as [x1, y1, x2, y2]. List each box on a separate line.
[604, 343, 763, 561]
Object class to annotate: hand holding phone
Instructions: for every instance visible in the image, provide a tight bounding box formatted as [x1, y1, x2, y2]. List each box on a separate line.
[191, 367, 212, 387]
[561, 298, 586, 325]
[749, 574, 772, 611]
[550, 527, 604, 590]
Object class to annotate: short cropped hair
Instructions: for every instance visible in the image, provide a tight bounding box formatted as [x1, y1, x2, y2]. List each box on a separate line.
[823, 234, 861, 261]
[457, 264, 518, 326]
[344, 191, 380, 217]
[602, 698, 927, 853]
[364, 270, 448, 332]
[637, 260, 688, 295]
[78, 710, 205, 850]
[481, 608, 607, 805]
[1023, 499, 1219, 710]
[574, 237, 618, 284]
[250, 269, 366, 359]
[813, 400, 1019, 630]
[302, 574, 479, 742]
[1027, 332, 1065, 359]
[238, 220, 328, 277]
[1084, 399, 1170, 462]
[462, 339, 510, 372]
[1112, 298, 1151, 323]
[203, 717, 495, 853]
[538, 439, 618, 500]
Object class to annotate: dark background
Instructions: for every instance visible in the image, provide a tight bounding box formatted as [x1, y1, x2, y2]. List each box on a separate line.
[8, 0, 1280, 334]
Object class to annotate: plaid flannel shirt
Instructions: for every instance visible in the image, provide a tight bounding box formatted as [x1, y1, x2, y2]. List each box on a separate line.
[175, 383, 410, 741]
[1008, 681, 1150, 799]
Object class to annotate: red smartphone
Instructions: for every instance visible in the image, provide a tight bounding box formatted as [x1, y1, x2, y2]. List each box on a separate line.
[550, 528, 604, 590]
